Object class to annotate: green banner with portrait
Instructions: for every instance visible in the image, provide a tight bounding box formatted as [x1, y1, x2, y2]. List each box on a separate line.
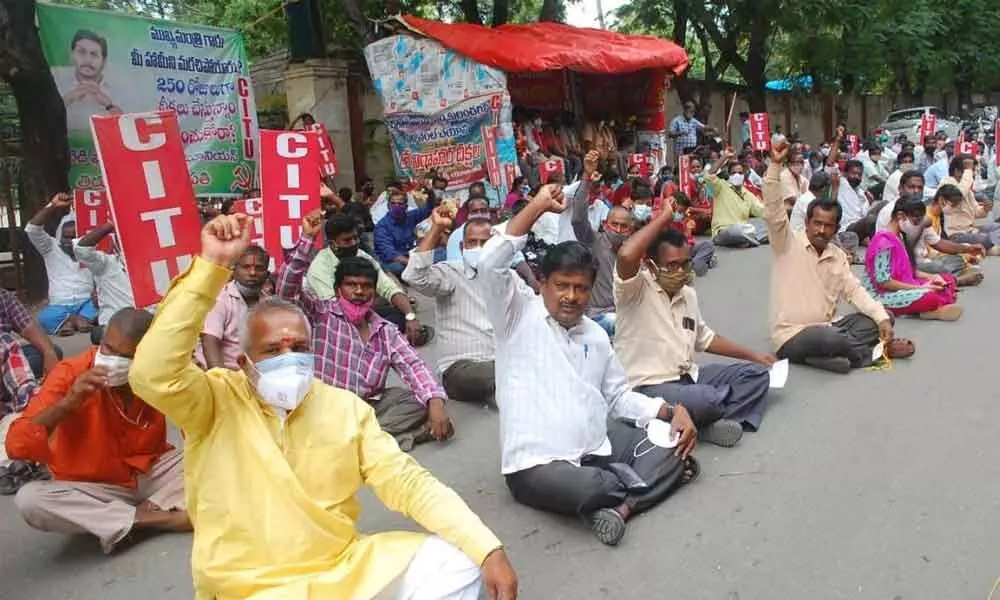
[36, 2, 258, 196]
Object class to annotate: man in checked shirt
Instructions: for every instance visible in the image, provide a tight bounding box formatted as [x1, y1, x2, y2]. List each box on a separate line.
[278, 209, 454, 451]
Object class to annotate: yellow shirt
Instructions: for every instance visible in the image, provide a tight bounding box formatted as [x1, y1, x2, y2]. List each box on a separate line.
[613, 268, 715, 387]
[761, 163, 890, 350]
[939, 171, 983, 236]
[129, 258, 501, 600]
[706, 173, 765, 237]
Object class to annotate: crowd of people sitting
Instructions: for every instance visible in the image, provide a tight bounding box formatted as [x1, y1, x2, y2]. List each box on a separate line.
[0, 113, 998, 598]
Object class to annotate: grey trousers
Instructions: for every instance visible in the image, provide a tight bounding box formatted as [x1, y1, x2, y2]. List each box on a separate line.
[371, 387, 431, 452]
[951, 222, 1000, 249]
[441, 360, 495, 407]
[504, 419, 687, 518]
[635, 362, 769, 432]
[713, 218, 769, 248]
[844, 200, 887, 243]
[692, 240, 715, 276]
[918, 255, 967, 277]
[777, 313, 881, 369]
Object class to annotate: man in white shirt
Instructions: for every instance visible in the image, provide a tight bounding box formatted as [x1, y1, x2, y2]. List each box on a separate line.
[876, 170, 924, 232]
[25, 194, 95, 336]
[838, 159, 884, 245]
[882, 151, 915, 206]
[72, 222, 137, 345]
[478, 183, 699, 547]
[53, 30, 123, 132]
[790, 171, 832, 234]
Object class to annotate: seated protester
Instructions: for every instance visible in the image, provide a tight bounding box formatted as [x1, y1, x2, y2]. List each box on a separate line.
[5, 308, 190, 554]
[918, 185, 985, 286]
[629, 183, 655, 226]
[882, 151, 916, 206]
[128, 214, 519, 600]
[0, 334, 45, 495]
[667, 191, 717, 276]
[615, 206, 773, 445]
[25, 194, 96, 336]
[863, 195, 962, 321]
[838, 159, 886, 246]
[370, 180, 419, 225]
[860, 143, 890, 194]
[570, 150, 634, 336]
[73, 223, 137, 346]
[705, 150, 768, 248]
[444, 191, 540, 291]
[305, 214, 430, 347]
[790, 170, 834, 234]
[341, 182, 377, 252]
[778, 151, 809, 208]
[479, 183, 699, 546]
[762, 143, 912, 375]
[195, 245, 270, 370]
[876, 170, 925, 232]
[404, 209, 533, 405]
[374, 188, 437, 277]
[939, 154, 1000, 253]
[661, 159, 712, 235]
[279, 211, 454, 451]
[0, 288, 61, 378]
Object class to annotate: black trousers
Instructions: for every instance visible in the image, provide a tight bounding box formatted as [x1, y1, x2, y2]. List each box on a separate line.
[20, 343, 63, 379]
[442, 360, 495, 406]
[777, 313, 881, 368]
[504, 419, 686, 518]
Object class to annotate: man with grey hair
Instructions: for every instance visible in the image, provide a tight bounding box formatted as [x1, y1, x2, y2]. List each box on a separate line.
[128, 212, 518, 600]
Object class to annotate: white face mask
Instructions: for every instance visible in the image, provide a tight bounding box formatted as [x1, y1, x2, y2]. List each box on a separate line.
[93, 349, 132, 387]
[728, 173, 745, 188]
[462, 247, 482, 270]
[248, 352, 314, 413]
[632, 204, 652, 221]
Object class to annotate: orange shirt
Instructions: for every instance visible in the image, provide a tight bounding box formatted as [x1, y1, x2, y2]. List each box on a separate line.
[5, 347, 171, 487]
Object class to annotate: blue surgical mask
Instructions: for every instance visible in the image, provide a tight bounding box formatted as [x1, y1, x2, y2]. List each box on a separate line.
[389, 204, 406, 219]
[633, 204, 652, 221]
[672, 211, 685, 222]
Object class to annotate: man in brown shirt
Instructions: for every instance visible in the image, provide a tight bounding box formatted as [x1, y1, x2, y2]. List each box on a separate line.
[763, 143, 911, 374]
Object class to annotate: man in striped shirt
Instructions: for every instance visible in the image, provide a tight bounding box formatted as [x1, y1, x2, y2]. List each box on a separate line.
[404, 207, 534, 406]
[277, 210, 454, 451]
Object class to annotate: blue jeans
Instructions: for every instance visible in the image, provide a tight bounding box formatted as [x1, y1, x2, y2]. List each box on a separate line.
[381, 261, 406, 277]
[592, 312, 616, 337]
[37, 300, 97, 334]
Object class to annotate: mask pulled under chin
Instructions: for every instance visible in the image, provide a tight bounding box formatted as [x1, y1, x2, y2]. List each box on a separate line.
[250, 351, 314, 413]
[93, 349, 132, 387]
[338, 296, 374, 324]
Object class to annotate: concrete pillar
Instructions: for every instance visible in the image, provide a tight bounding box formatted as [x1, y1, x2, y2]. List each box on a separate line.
[284, 58, 355, 190]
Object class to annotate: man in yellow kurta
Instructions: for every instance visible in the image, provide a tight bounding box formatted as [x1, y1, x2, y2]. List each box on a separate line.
[129, 214, 518, 600]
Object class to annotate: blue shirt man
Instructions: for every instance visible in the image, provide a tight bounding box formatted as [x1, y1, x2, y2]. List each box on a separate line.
[374, 190, 435, 275]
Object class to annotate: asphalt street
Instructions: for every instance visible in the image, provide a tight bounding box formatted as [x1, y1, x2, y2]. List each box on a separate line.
[2, 244, 1000, 600]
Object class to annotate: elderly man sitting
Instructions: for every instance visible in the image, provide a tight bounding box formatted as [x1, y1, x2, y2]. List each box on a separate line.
[6, 308, 188, 554]
[706, 150, 768, 248]
[128, 213, 518, 600]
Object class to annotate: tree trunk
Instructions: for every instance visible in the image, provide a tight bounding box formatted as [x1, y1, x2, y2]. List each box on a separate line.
[0, 0, 68, 301]
[953, 71, 973, 115]
[741, 36, 768, 113]
[491, 0, 509, 26]
[459, 0, 483, 24]
[339, 0, 372, 44]
[538, 0, 560, 22]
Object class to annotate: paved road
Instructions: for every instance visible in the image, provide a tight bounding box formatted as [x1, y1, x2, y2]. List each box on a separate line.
[3, 245, 1000, 600]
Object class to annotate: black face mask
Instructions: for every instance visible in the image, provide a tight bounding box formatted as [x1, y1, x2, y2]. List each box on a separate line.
[59, 241, 75, 260]
[846, 177, 863, 189]
[334, 244, 358, 259]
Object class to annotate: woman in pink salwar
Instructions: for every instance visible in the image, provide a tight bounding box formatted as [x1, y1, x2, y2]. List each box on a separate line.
[863, 195, 962, 321]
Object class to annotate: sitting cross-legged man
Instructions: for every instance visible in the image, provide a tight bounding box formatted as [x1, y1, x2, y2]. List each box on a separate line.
[615, 198, 773, 448]
[279, 210, 454, 451]
[5, 308, 189, 554]
[762, 142, 913, 374]
[479, 183, 700, 547]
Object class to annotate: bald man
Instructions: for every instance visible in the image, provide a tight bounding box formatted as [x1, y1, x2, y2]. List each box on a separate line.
[570, 151, 634, 335]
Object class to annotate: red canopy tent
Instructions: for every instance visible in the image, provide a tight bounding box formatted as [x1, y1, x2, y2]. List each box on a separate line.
[395, 15, 689, 76]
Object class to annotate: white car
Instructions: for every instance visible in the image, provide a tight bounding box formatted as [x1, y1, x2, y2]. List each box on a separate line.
[875, 106, 962, 142]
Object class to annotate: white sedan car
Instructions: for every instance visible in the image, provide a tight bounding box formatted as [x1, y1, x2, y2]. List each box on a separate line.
[875, 106, 962, 142]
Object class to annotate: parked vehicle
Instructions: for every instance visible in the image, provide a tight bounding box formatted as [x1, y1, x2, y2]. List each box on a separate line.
[874, 106, 962, 142]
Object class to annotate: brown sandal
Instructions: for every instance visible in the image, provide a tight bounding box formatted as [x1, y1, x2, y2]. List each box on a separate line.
[886, 338, 915, 359]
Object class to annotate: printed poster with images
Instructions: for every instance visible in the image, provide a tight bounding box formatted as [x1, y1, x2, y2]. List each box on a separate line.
[364, 34, 518, 206]
[36, 3, 258, 196]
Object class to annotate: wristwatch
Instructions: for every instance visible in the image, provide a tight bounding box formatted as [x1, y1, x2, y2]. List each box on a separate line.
[404, 312, 417, 322]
